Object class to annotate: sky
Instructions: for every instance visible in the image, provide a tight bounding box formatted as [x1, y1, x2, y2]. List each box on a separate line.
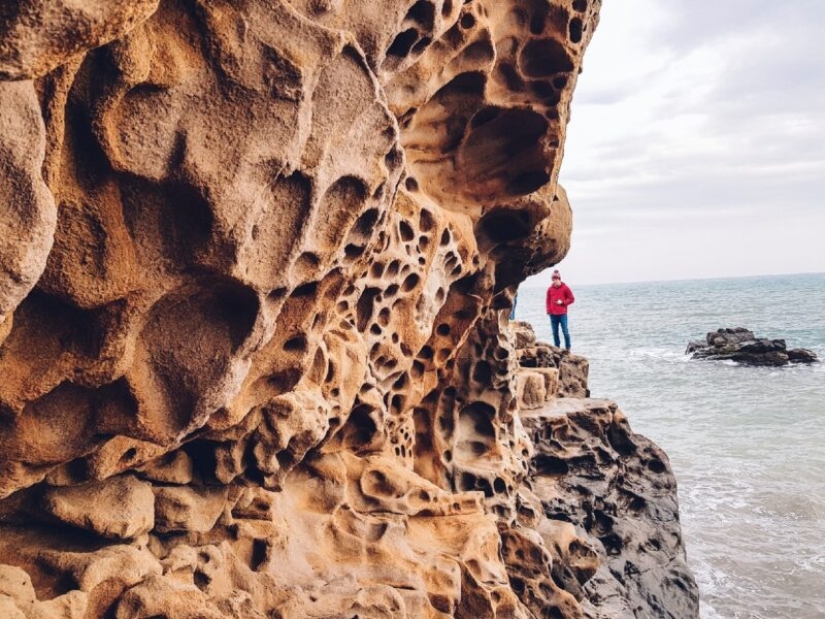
[525, 0, 825, 286]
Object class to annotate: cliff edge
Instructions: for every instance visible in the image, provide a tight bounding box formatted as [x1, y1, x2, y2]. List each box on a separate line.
[0, 1, 697, 617]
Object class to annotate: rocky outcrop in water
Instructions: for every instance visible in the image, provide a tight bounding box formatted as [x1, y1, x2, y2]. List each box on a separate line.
[687, 327, 819, 366]
[0, 1, 698, 617]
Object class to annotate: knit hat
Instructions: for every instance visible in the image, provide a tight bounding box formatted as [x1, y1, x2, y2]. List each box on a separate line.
[552, 270, 561, 280]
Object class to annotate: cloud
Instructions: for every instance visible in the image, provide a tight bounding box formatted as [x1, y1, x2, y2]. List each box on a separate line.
[543, 0, 825, 285]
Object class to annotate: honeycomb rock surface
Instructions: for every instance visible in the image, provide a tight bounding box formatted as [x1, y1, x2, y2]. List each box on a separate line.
[513, 322, 699, 617]
[0, 1, 692, 617]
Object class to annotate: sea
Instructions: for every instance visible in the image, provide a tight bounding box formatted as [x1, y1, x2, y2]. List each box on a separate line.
[516, 272, 825, 619]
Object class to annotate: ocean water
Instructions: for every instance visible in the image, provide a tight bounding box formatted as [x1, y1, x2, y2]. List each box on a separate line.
[516, 273, 825, 619]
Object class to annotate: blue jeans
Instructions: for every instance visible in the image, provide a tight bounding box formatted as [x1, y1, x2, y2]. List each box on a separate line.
[550, 314, 571, 349]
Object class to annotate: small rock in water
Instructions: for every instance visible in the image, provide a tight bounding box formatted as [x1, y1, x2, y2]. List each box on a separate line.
[686, 327, 819, 366]
[788, 348, 819, 364]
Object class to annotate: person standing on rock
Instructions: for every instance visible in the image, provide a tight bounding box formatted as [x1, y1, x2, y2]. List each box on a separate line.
[546, 269, 574, 350]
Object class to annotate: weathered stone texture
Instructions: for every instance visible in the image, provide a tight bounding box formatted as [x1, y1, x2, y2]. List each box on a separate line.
[0, 1, 695, 617]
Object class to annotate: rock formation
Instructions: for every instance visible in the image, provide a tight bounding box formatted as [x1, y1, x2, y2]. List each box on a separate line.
[687, 327, 819, 366]
[514, 324, 699, 618]
[0, 1, 697, 617]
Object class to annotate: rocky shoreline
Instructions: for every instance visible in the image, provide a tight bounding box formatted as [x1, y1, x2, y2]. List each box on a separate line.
[512, 322, 699, 618]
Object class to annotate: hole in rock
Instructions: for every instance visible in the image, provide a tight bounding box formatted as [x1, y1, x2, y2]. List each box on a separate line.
[497, 63, 525, 93]
[569, 17, 583, 43]
[572, 0, 588, 12]
[412, 37, 432, 55]
[356, 287, 382, 332]
[267, 287, 288, 304]
[341, 405, 379, 452]
[534, 454, 569, 475]
[399, 221, 415, 242]
[291, 282, 318, 298]
[460, 12, 476, 28]
[471, 360, 492, 384]
[530, 9, 546, 34]
[601, 532, 624, 556]
[387, 28, 419, 58]
[459, 107, 548, 196]
[530, 81, 555, 100]
[405, 177, 419, 192]
[283, 335, 308, 352]
[441, 70, 486, 97]
[401, 273, 420, 292]
[507, 170, 550, 196]
[251, 539, 268, 571]
[385, 146, 403, 169]
[647, 458, 667, 474]
[419, 209, 434, 231]
[266, 368, 302, 394]
[470, 105, 502, 129]
[370, 262, 385, 278]
[479, 208, 531, 244]
[194, 570, 211, 591]
[344, 244, 364, 259]
[520, 37, 574, 77]
[390, 394, 404, 415]
[326, 360, 336, 383]
[349, 208, 380, 244]
[408, 0, 436, 28]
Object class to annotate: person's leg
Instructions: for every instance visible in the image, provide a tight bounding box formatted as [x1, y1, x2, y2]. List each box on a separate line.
[560, 314, 571, 350]
[550, 314, 561, 347]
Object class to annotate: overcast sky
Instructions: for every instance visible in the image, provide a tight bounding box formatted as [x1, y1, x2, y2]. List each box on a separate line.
[526, 0, 825, 286]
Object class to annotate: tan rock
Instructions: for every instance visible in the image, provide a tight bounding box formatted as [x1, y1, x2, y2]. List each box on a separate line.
[0, 81, 56, 325]
[0, 1, 160, 79]
[153, 486, 229, 533]
[41, 475, 155, 540]
[0, 595, 27, 619]
[0, 565, 36, 613]
[114, 575, 224, 619]
[517, 370, 548, 410]
[137, 450, 194, 485]
[30, 591, 88, 619]
[533, 367, 561, 401]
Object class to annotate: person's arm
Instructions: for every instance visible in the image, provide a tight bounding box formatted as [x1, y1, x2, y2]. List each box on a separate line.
[564, 286, 575, 306]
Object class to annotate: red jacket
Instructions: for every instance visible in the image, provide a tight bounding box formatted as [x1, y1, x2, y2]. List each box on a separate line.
[546, 282, 574, 315]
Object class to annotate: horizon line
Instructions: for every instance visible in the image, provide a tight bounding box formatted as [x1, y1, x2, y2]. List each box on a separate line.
[520, 270, 825, 288]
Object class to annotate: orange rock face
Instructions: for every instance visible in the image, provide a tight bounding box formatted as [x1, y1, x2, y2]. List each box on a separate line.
[0, 1, 616, 617]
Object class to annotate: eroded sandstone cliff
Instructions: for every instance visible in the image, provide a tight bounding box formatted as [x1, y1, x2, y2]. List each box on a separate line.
[0, 1, 697, 617]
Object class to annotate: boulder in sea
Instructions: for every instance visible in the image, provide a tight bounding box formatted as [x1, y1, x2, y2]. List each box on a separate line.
[686, 327, 820, 366]
[788, 347, 820, 364]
